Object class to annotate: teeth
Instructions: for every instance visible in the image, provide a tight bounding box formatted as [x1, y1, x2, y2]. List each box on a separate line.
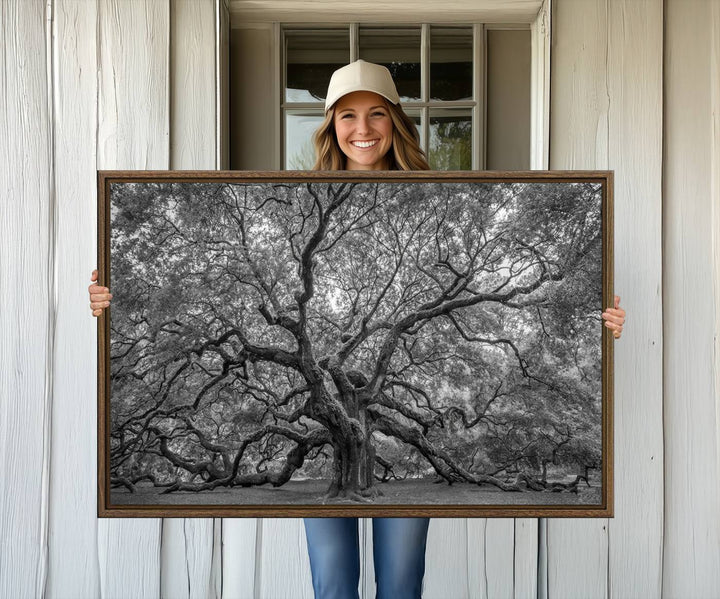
[351, 140, 378, 148]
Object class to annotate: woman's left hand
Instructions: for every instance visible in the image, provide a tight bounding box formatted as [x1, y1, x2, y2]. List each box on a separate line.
[602, 295, 626, 339]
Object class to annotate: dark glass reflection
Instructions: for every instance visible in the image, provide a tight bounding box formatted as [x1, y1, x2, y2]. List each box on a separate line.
[359, 28, 421, 102]
[286, 30, 350, 103]
[430, 27, 473, 101]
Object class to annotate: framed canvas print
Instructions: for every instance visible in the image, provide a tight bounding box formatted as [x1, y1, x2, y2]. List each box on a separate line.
[97, 170, 613, 518]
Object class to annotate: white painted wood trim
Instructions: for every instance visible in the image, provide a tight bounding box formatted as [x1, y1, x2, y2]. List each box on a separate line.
[218, 0, 231, 169]
[229, 1, 543, 25]
[530, 0, 550, 170]
[421, 23, 430, 153]
[350, 22, 359, 62]
[273, 22, 282, 170]
[663, 0, 720, 594]
[473, 23, 485, 170]
[712, 0, 720, 488]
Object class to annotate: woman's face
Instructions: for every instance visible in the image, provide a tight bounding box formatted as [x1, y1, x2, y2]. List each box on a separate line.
[333, 91, 394, 170]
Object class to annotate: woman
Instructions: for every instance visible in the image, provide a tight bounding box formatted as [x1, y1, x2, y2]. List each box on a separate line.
[301, 60, 434, 599]
[88, 60, 626, 599]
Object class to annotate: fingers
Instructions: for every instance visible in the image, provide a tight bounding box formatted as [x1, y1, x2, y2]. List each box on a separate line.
[601, 311, 624, 325]
[602, 296, 625, 341]
[90, 291, 113, 302]
[603, 293, 625, 339]
[604, 323, 622, 339]
[89, 268, 112, 316]
[605, 314, 625, 339]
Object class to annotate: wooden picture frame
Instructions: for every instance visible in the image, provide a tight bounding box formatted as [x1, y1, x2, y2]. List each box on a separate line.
[97, 170, 613, 518]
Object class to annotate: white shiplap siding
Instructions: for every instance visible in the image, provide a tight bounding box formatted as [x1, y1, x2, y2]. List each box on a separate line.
[96, 0, 169, 596]
[0, 1, 53, 598]
[1, 0, 718, 597]
[663, 0, 720, 596]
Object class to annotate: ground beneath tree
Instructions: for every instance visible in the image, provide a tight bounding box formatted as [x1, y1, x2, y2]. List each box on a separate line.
[111, 477, 602, 506]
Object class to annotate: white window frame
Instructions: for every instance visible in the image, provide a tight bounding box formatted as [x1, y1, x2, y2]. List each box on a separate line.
[247, 1, 551, 171]
[281, 23, 488, 171]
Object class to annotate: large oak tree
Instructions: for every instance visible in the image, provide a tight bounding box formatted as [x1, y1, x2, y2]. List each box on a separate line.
[109, 180, 602, 501]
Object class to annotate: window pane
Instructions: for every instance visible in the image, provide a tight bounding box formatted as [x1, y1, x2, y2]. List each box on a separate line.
[430, 27, 473, 101]
[285, 112, 324, 169]
[429, 109, 472, 170]
[359, 27, 421, 102]
[286, 30, 349, 103]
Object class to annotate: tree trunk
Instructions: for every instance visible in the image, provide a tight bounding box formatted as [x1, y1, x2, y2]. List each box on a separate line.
[324, 406, 381, 501]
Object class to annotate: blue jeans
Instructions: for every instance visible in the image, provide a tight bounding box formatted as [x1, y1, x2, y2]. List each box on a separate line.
[303, 517, 430, 599]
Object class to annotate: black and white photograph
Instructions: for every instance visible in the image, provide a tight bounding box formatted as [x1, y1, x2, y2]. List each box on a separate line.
[99, 172, 612, 517]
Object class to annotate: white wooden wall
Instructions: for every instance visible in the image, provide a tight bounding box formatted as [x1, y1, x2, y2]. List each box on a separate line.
[1, 0, 718, 597]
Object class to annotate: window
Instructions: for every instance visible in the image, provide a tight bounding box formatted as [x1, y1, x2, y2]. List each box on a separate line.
[283, 25, 479, 170]
[228, 23, 531, 171]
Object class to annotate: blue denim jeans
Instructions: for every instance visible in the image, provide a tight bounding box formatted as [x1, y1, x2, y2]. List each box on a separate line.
[303, 517, 430, 599]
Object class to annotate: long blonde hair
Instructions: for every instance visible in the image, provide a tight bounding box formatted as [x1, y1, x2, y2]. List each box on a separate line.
[311, 100, 430, 171]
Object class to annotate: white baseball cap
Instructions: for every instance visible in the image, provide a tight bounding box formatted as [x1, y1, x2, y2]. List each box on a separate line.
[324, 59, 400, 112]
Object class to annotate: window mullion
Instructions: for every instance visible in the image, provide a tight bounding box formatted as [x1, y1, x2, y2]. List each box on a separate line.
[473, 23, 485, 171]
[278, 24, 285, 170]
[421, 23, 430, 155]
[350, 23, 359, 61]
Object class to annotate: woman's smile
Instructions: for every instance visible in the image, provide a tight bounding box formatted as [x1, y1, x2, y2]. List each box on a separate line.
[350, 139, 380, 149]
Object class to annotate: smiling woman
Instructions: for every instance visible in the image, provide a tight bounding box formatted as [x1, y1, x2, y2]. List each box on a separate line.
[311, 60, 430, 172]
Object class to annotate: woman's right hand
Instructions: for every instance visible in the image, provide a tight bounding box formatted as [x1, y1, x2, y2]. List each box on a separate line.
[89, 269, 112, 317]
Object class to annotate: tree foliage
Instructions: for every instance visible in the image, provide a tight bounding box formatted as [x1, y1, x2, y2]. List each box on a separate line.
[109, 180, 603, 501]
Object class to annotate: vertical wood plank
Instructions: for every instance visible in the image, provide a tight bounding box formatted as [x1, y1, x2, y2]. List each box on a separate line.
[465, 519, 522, 599]
[467, 520, 486, 599]
[359, 517, 371, 598]
[521, 4, 550, 595]
[96, 1, 169, 595]
[222, 519, 257, 599]
[169, 0, 216, 170]
[161, 1, 218, 598]
[0, 1, 52, 598]
[513, 519, 538, 599]
[217, 0, 230, 170]
[161, 519, 215, 599]
[548, 1, 609, 596]
[217, 2, 259, 596]
[47, 0, 101, 597]
[663, 1, 720, 595]
[424, 519, 469, 599]
[257, 518, 314, 598]
[209, 519, 224, 599]
[606, 1, 664, 597]
[530, 0, 550, 171]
